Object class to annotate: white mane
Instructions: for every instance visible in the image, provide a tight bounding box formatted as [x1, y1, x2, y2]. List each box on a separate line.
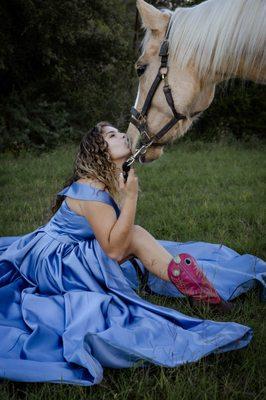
[143, 0, 266, 83]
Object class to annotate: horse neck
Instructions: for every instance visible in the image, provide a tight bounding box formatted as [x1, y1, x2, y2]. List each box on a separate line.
[169, 0, 266, 84]
[214, 54, 266, 85]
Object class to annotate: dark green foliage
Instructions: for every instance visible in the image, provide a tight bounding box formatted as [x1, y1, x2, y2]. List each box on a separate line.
[0, 92, 79, 155]
[0, 0, 265, 153]
[184, 80, 266, 143]
[0, 0, 135, 152]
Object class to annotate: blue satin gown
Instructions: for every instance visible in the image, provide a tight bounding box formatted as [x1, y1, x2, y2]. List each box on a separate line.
[0, 182, 265, 386]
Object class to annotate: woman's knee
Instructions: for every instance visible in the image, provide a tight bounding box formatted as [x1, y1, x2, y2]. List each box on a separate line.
[117, 225, 146, 263]
[132, 224, 148, 235]
[129, 225, 152, 251]
[131, 225, 147, 242]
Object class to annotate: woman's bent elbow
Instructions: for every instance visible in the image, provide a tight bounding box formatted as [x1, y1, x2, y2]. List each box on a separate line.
[106, 232, 134, 261]
[107, 252, 118, 261]
[106, 249, 123, 262]
[107, 246, 133, 262]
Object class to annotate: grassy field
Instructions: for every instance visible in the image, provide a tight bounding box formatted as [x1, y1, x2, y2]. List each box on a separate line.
[0, 139, 265, 399]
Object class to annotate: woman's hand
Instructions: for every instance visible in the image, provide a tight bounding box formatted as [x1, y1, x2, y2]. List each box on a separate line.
[118, 168, 138, 200]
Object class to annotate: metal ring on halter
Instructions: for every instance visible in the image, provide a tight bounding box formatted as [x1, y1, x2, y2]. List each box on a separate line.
[135, 143, 153, 157]
[126, 141, 155, 166]
[125, 155, 136, 167]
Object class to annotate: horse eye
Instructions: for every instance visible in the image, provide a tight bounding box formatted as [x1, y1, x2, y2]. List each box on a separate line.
[136, 64, 147, 77]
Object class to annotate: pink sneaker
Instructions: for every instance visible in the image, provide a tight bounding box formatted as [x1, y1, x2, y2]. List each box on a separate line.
[167, 253, 222, 305]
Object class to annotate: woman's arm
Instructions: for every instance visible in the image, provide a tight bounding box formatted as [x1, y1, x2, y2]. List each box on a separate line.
[77, 195, 137, 261]
[78, 169, 139, 261]
[107, 193, 138, 260]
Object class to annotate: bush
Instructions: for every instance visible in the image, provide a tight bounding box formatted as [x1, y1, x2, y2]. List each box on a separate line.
[0, 0, 264, 154]
[0, 0, 135, 153]
[0, 93, 80, 154]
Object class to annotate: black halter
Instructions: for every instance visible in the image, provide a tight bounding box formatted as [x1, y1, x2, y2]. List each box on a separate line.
[123, 21, 201, 177]
[130, 30, 186, 145]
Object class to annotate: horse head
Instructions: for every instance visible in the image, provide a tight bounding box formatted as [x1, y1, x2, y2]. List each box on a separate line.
[127, 0, 216, 163]
[127, 0, 265, 163]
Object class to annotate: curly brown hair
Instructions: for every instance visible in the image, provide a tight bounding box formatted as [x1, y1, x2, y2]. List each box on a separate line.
[51, 121, 124, 215]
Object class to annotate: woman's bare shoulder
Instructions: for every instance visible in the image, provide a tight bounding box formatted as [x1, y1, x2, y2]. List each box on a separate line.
[76, 178, 106, 191]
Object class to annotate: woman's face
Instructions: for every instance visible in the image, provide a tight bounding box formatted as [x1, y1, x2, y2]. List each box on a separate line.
[102, 125, 132, 161]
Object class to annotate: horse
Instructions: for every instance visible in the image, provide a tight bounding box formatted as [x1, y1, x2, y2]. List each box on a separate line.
[126, 0, 266, 163]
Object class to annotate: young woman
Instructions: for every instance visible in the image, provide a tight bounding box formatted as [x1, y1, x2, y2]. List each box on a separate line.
[0, 121, 264, 387]
[51, 121, 225, 308]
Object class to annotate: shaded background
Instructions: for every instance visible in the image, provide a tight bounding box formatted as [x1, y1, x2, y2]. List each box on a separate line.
[0, 3, 265, 398]
[0, 0, 265, 154]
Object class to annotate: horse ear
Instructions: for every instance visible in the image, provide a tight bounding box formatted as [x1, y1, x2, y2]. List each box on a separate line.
[136, 0, 169, 33]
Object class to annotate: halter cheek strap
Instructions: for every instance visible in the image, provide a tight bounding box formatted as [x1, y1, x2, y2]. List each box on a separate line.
[129, 35, 186, 145]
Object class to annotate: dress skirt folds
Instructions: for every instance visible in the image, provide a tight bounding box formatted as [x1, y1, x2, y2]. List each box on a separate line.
[0, 182, 265, 386]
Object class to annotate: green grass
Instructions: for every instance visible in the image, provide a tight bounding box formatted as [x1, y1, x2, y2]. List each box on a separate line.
[0, 140, 265, 399]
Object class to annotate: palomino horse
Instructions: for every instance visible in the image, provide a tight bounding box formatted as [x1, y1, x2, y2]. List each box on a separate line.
[126, 0, 266, 163]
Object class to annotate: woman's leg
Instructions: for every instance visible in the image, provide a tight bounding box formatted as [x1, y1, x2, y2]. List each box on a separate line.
[118, 226, 228, 310]
[117, 225, 172, 282]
